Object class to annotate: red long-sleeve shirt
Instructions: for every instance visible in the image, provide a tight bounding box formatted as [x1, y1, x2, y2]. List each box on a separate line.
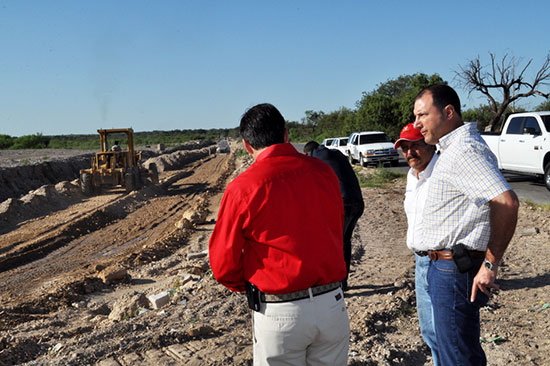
[209, 143, 346, 294]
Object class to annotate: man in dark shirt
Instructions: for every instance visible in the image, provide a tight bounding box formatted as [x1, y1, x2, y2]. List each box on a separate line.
[304, 141, 364, 290]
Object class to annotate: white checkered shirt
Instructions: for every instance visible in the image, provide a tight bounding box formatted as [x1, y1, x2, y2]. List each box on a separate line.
[423, 123, 511, 251]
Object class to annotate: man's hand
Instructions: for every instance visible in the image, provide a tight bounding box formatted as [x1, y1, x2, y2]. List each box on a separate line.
[472, 190, 518, 303]
[471, 265, 499, 302]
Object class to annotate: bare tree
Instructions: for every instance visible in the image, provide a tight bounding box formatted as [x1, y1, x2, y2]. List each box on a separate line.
[455, 52, 550, 131]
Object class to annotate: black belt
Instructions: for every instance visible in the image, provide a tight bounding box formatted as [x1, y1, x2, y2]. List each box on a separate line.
[428, 249, 485, 261]
[260, 282, 341, 303]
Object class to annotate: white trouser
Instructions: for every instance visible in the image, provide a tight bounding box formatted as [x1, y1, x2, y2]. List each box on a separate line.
[253, 287, 350, 366]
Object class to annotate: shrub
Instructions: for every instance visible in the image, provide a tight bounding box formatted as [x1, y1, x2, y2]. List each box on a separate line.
[10, 133, 50, 149]
[355, 165, 405, 188]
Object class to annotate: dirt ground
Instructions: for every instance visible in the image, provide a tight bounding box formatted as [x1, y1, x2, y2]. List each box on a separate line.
[0, 144, 549, 366]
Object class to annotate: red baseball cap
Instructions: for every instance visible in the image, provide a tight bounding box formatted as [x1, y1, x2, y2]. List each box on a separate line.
[394, 123, 423, 149]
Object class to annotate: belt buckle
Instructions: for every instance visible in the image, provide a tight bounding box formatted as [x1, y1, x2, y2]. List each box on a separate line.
[428, 250, 438, 261]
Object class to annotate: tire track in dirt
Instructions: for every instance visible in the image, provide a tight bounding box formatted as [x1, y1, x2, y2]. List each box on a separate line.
[0, 151, 236, 330]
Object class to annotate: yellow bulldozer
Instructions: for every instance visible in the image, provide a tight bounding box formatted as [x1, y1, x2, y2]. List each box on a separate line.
[79, 128, 158, 195]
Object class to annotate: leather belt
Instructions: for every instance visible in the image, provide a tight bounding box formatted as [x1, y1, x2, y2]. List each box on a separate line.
[260, 282, 341, 303]
[428, 249, 485, 261]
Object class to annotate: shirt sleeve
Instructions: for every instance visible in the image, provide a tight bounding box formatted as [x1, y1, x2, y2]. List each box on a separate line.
[453, 145, 511, 207]
[208, 187, 248, 293]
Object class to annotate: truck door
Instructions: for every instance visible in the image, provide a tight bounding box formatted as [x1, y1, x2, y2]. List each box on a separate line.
[499, 116, 524, 171]
[519, 116, 543, 173]
[350, 134, 358, 157]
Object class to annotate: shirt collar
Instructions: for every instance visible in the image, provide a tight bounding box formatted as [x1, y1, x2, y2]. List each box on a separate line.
[255, 143, 299, 162]
[419, 153, 438, 179]
[437, 122, 477, 152]
[409, 152, 438, 181]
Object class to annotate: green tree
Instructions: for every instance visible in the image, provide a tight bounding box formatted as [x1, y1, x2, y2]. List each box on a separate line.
[463, 104, 526, 132]
[315, 107, 356, 140]
[463, 105, 495, 131]
[287, 121, 315, 142]
[355, 93, 399, 137]
[10, 133, 50, 149]
[0, 134, 14, 149]
[302, 110, 325, 128]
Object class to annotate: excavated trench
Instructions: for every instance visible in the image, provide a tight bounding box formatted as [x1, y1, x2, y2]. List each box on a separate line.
[0, 142, 234, 330]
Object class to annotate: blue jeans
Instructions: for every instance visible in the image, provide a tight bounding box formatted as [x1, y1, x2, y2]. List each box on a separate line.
[415, 253, 440, 366]
[428, 257, 489, 366]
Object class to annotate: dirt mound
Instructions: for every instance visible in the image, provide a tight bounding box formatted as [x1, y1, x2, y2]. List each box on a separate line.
[0, 156, 92, 202]
[143, 146, 217, 173]
[162, 140, 216, 154]
[0, 180, 83, 233]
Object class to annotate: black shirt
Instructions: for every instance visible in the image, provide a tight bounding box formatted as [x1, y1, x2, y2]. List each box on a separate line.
[311, 146, 363, 205]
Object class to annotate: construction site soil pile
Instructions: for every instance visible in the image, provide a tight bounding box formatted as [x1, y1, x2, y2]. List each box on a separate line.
[0, 144, 548, 366]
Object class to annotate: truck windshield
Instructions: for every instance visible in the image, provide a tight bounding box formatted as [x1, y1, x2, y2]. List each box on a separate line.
[359, 134, 391, 144]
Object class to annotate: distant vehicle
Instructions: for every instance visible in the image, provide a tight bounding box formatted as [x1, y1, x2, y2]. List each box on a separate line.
[216, 140, 230, 154]
[321, 138, 335, 147]
[346, 131, 399, 167]
[79, 128, 158, 195]
[480, 111, 550, 191]
[328, 137, 349, 155]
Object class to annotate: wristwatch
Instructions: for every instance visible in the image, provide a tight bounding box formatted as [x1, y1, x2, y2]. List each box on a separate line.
[484, 259, 497, 271]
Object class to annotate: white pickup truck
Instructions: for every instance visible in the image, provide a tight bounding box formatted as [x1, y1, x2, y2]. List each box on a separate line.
[346, 131, 399, 167]
[480, 111, 550, 191]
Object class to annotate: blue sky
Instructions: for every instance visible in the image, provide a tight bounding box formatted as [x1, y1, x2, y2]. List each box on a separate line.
[1, 0, 549, 136]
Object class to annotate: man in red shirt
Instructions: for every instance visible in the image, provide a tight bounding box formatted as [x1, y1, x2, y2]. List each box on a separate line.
[209, 103, 350, 365]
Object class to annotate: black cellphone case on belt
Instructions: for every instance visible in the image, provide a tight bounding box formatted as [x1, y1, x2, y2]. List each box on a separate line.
[452, 244, 474, 273]
[245, 281, 261, 311]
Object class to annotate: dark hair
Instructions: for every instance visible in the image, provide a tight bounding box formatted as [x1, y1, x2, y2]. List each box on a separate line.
[239, 103, 286, 149]
[303, 141, 320, 155]
[416, 84, 462, 118]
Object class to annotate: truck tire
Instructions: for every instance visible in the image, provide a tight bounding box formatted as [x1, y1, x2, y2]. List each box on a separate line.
[359, 154, 366, 167]
[134, 169, 142, 190]
[81, 173, 93, 196]
[148, 163, 159, 184]
[544, 163, 550, 191]
[391, 159, 399, 167]
[348, 153, 355, 165]
[125, 171, 136, 192]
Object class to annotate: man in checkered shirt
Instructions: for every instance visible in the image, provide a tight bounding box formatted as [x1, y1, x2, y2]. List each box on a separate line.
[413, 84, 519, 366]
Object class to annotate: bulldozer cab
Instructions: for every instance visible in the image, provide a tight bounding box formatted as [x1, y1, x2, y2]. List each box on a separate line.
[95, 129, 139, 170]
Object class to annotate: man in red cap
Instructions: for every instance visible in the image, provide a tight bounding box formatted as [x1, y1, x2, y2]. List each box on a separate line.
[395, 123, 440, 365]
